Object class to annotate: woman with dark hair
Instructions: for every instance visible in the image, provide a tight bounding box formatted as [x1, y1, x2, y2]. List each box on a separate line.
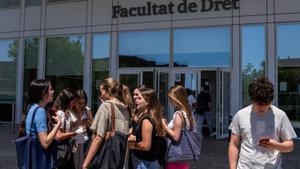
[71, 89, 93, 169]
[53, 88, 86, 169]
[19, 79, 61, 169]
[83, 78, 133, 169]
[162, 85, 195, 169]
[128, 86, 164, 169]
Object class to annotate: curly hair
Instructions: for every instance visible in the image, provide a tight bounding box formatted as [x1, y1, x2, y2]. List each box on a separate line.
[248, 77, 274, 105]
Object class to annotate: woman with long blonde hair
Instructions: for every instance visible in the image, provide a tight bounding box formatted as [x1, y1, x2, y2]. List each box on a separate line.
[162, 85, 195, 169]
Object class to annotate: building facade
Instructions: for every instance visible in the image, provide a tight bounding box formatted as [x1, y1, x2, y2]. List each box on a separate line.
[0, 0, 300, 139]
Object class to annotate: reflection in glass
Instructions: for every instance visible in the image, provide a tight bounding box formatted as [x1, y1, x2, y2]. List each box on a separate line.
[92, 34, 110, 112]
[24, 38, 38, 108]
[119, 74, 139, 96]
[174, 28, 230, 67]
[118, 31, 170, 67]
[0, 39, 17, 121]
[0, 0, 19, 8]
[241, 25, 266, 106]
[142, 71, 154, 89]
[26, 0, 40, 6]
[45, 36, 84, 95]
[277, 24, 300, 122]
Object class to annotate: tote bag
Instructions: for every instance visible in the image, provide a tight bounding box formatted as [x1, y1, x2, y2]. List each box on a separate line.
[165, 112, 202, 162]
[15, 106, 54, 169]
[89, 102, 128, 169]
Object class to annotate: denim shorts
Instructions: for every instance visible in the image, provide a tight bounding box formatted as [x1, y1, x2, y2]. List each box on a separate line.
[132, 155, 159, 169]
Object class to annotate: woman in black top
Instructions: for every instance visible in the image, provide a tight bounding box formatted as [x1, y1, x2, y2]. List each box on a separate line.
[128, 86, 164, 169]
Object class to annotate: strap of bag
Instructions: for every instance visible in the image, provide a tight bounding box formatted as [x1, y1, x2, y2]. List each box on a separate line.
[105, 102, 116, 139]
[29, 106, 41, 136]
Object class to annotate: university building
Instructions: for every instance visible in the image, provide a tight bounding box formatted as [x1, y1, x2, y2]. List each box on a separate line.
[0, 0, 300, 139]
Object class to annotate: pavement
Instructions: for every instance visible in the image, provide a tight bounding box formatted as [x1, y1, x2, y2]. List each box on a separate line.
[1, 123, 299, 169]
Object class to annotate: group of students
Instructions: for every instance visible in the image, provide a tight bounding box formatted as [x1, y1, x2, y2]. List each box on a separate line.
[19, 78, 196, 169]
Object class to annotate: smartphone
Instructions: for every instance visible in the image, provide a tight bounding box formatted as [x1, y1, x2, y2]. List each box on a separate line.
[259, 137, 270, 143]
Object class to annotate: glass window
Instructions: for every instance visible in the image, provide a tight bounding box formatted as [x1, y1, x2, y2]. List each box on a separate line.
[241, 25, 266, 106]
[0, 0, 19, 8]
[47, 0, 85, 3]
[174, 28, 231, 67]
[45, 35, 84, 95]
[118, 31, 170, 67]
[23, 38, 38, 108]
[26, 0, 40, 6]
[277, 24, 300, 122]
[92, 34, 110, 112]
[0, 39, 17, 121]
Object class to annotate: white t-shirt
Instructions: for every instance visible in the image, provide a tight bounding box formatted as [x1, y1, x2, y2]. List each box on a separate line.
[57, 110, 78, 132]
[187, 95, 196, 110]
[229, 105, 297, 169]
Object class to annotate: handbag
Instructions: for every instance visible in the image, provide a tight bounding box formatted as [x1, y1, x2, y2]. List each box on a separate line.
[89, 102, 128, 169]
[15, 106, 54, 169]
[165, 112, 202, 162]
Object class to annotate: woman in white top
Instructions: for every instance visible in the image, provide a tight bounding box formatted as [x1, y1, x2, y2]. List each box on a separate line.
[162, 85, 195, 169]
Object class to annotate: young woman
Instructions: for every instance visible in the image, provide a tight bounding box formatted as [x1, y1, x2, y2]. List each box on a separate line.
[71, 89, 93, 169]
[128, 86, 164, 169]
[83, 78, 133, 169]
[19, 79, 61, 169]
[53, 88, 85, 169]
[162, 85, 195, 169]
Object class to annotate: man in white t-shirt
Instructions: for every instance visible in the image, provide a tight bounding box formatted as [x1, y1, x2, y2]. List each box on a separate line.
[228, 77, 297, 169]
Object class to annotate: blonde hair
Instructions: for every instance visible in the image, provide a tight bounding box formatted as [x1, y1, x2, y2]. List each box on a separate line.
[102, 78, 133, 115]
[168, 85, 194, 129]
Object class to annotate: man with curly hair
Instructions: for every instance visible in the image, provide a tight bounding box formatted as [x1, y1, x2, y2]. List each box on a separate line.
[228, 77, 297, 169]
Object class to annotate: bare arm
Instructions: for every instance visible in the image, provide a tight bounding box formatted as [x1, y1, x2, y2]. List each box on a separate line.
[55, 129, 75, 141]
[137, 119, 153, 151]
[82, 135, 103, 169]
[260, 139, 294, 153]
[163, 113, 183, 142]
[38, 115, 61, 149]
[228, 134, 240, 169]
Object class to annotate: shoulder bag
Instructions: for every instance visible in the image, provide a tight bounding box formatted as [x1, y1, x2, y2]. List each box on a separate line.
[165, 112, 202, 162]
[89, 102, 128, 169]
[15, 106, 54, 169]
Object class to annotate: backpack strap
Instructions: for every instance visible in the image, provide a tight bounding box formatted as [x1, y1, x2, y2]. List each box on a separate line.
[29, 106, 41, 136]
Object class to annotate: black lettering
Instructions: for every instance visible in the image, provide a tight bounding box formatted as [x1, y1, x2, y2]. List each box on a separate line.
[112, 6, 121, 18]
[159, 5, 168, 15]
[120, 8, 128, 17]
[232, 0, 239, 9]
[178, 0, 188, 13]
[201, 0, 213, 12]
[222, 0, 232, 10]
[152, 3, 159, 15]
[147, 2, 152, 15]
[214, 1, 223, 11]
[137, 6, 147, 16]
[129, 7, 137, 17]
[188, 2, 197, 13]
[168, 2, 175, 14]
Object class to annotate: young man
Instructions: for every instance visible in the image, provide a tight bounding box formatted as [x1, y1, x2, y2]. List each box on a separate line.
[228, 77, 297, 169]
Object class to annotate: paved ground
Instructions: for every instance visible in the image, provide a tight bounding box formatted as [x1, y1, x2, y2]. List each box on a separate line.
[1, 123, 299, 169]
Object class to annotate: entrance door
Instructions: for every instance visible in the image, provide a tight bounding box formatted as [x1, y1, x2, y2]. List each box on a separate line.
[216, 69, 231, 139]
[118, 69, 169, 115]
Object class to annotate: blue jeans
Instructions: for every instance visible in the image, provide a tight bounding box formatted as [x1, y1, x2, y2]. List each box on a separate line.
[132, 155, 159, 169]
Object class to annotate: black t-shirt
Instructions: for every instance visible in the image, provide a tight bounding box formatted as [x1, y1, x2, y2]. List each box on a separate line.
[196, 91, 211, 114]
[132, 115, 160, 161]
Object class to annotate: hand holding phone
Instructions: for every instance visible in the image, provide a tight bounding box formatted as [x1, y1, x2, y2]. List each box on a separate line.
[259, 137, 270, 144]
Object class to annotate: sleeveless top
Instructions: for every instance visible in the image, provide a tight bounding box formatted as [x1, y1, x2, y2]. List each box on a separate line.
[168, 111, 191, 130]
[132, 115, 161, 161]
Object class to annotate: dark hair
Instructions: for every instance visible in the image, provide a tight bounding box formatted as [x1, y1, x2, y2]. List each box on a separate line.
[185, 88, 192, 96]
[203, 85, 209, 91]
[53, 88, 78, 111]
[77, 89, 88, 105]
[248, 77, 274, 105]
[19, 79, 51, 137]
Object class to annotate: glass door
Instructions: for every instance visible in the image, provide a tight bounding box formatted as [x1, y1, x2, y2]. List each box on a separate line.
[216, 69, 231, 139]
[119, 72, 140, 93]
